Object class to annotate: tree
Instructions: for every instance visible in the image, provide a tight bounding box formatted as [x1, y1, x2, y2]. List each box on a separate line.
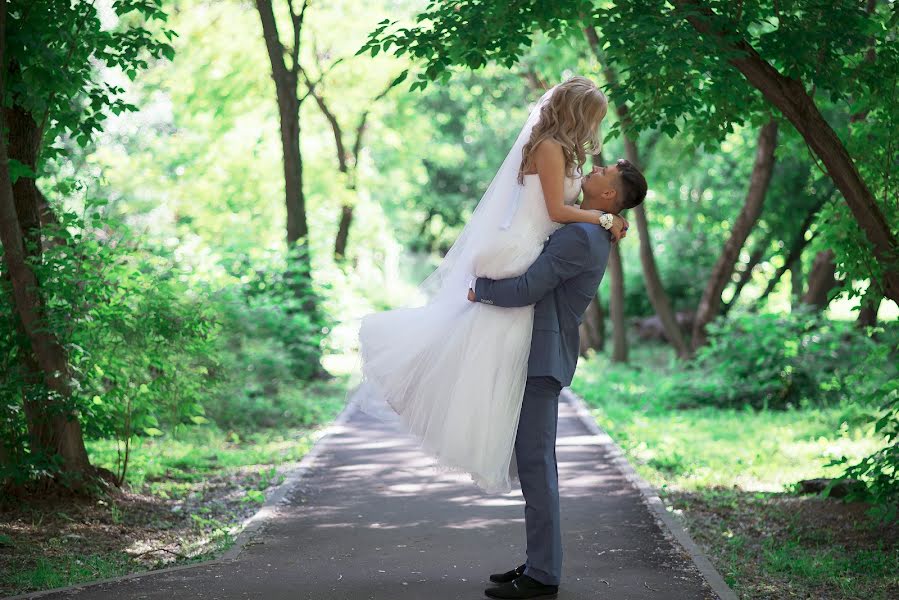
[255, 1, 312, 292]
[586, 26, 692, 359]
[299, 56, 403, 260]
[720, 230, 772, 316]
[608, 244, 628, 363]
[0, 0, 173, 489]
[578, 296, 604, 356]
[0, 113, 92, 484]
[362, 0, 899, 304]
[692, 119, 778, 349]
[255, 0, 329, 377]
[757, 189, 835, 305]
[801, 249, 839, 310]
[670, 0, 897, 303]
[857, 293, 882, 328]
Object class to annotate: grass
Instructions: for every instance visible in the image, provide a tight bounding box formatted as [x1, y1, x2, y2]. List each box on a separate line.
[0, 378, 349, 597]
[571, 344, 897, 600]
[2, 554, 136, 594]
[572, 346, 884, 493]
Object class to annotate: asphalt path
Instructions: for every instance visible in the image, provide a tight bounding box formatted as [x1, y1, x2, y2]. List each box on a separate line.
[17, 391, 730, 600]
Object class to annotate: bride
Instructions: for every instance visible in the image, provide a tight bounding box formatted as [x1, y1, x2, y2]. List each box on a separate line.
[350, 76, 625, 494]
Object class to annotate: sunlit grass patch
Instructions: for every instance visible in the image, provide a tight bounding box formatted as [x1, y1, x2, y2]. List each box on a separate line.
[571, 346, 885, 493]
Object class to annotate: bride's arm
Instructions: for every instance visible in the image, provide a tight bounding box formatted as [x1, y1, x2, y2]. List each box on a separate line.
[534, 140, 603, 226]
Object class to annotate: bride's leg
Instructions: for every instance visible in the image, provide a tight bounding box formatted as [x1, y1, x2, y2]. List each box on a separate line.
[514, 375, 564, 587]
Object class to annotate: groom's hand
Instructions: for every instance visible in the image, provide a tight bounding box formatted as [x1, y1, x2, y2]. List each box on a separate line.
[610, 214, 629, 243]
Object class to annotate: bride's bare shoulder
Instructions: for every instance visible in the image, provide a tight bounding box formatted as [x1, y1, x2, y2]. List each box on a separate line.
[523, 138, 565, 174]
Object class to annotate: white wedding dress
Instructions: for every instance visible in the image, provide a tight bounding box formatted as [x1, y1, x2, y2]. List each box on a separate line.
[353, 168, 583, 494]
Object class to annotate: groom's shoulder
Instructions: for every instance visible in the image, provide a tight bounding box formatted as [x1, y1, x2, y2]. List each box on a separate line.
[564, 222, 611, 249]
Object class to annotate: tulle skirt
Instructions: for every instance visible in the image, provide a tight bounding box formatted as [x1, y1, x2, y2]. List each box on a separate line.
[354, 228, 550, 494]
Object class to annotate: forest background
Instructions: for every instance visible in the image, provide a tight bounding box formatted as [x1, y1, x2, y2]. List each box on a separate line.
[0, 1, 896, 598]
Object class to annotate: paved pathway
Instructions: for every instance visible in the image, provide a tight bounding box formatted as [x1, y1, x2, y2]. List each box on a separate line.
[17, 391, 733, 600]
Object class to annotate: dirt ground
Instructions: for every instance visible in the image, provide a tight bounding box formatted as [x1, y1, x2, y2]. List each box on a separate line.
[667, 489, 899, 600]
[0, 465, 285, 597]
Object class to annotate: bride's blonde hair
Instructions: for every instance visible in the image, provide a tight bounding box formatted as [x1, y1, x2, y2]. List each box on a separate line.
[519, 76, 608, 184]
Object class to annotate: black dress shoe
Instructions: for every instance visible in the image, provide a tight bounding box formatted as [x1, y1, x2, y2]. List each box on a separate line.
[484, 574, 559, 599]
[489, 563, 526, 584]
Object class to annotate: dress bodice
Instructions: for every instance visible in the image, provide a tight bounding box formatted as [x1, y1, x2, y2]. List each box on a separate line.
[522, 172, 583, 205]
[504, 173, 583, 240]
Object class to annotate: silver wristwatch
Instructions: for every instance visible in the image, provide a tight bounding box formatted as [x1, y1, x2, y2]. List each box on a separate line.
[598, 212, 614, 230]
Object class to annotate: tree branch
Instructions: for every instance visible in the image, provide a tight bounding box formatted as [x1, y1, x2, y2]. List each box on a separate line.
[350, 76, 400, 169]
[299, 66, 348, 172]
[286, 0, 308, 76]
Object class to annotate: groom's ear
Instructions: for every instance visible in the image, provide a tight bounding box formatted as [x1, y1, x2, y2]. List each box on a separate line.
[603, 186, 618, 203]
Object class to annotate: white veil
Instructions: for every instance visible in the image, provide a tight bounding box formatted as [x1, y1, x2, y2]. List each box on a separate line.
[417, 85, 557, 303]
[348, 84, 558, 421]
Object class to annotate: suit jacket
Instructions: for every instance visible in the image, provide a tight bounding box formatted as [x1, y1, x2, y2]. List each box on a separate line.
[473, 222, 611, 387]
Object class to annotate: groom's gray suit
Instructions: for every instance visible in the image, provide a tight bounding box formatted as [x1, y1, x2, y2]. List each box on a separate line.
[473, 221, 611, 586]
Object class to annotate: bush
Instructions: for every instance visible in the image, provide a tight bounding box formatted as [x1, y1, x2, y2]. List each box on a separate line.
[0, 199, 335, 487]
[0, 200, 217, 486]
[828, 340, 899, 515]
[681, 308, 892, 410]
[201, 280, 335, 431]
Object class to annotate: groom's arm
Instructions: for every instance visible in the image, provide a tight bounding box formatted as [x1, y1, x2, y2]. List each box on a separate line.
[471, 226, 592, 308]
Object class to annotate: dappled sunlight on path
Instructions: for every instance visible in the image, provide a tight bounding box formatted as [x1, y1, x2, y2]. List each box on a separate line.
[29, 393, 722, 600]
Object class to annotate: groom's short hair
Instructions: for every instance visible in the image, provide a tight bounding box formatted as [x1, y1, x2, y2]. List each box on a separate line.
[614, 159, 648, 210]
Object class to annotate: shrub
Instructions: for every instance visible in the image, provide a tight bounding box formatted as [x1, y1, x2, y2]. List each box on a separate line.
[684, 308, 891, 410]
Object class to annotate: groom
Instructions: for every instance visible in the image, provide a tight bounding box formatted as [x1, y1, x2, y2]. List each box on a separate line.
[468, 158, 648, 599]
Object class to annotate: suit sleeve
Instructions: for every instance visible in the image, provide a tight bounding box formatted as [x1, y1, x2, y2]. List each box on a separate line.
[473, 226, 592, 308]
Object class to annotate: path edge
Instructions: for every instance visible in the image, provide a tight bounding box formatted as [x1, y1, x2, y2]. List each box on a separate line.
[3, 394, 360, 600]
[561, 387, 739, 600]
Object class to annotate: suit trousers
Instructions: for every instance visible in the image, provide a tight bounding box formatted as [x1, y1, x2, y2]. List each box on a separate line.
[515, 375, 564, 586]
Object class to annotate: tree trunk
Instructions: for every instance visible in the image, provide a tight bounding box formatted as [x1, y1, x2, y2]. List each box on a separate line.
[857, 294, 881, 329]
[626, 144, 693, 359]
[301, 68, 397, 262]
[0, 65, 92, 488]
[692, 119, 778, 349]
[720, 232, 770, 316]
[790, 256, 804, 309]
[587, 28, 691, 358]
[802, 250, 838, 310]
[608, 243, 628, 363]
[579, 296, 605, 356]
[255, 0, 314, 308]
[3, 104, 53, 456]
[255, 0, 328, 379]
[758, 191, 833, 305]
[675, 0, 899, 304]
[334, 204, 353, 260]
[4, 105, 42, 253]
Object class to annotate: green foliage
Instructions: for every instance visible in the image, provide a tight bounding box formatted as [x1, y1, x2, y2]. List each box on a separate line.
[686, 308, 894, 410]
[378, 68, 534, 253]
[0, 195, 339, 486]
[0, 195, 218, 484]
[828, 340, 899, 514]
[363, 0, 899, 289]
[6, 0, 174, 154]
[202, 257, 336, 430]
[574, 317, 899, 510]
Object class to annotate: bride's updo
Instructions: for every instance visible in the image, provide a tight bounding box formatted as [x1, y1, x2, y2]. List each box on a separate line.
[518, 76, 608, 184]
